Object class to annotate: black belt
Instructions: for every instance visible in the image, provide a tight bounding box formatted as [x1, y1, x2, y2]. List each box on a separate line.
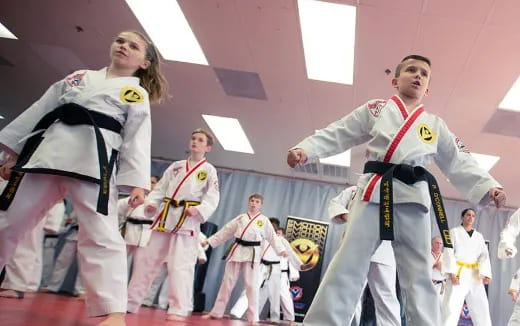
[0, 103, 122, 215]
[222, 238, 262, 268]
[235, 238, 261, 247]
[126, 217, 153, 225]
[282, 269, 289, 274]
[261, 259, 280, 266]
[363, 161, 452, 248]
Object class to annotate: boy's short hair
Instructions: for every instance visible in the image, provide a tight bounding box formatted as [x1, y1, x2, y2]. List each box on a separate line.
[394, 55, 431, 78]
[248, 193, 264, 203]
[269, 217, 281, 228]
[192, 128, 214, 146]
[277, 227, 285, 235]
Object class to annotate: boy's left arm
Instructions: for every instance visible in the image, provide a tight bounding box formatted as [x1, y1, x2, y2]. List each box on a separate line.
[186, 166, 220, 222]
[434, 122, 504, 206]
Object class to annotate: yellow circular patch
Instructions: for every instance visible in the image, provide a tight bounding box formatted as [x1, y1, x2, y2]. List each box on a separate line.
[418, 123, 436, 144]
[196, 171, 208, 182]
[120, 87, 144, 104]
[256, 219, 264, 227]
[291, 238, 320, 271]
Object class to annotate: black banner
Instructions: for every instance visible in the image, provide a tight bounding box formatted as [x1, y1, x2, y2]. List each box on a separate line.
[285, 216, 329, 322]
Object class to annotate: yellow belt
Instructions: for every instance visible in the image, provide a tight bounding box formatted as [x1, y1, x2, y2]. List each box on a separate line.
[455, 260, 478, 278]
[156, 198, 200, 232]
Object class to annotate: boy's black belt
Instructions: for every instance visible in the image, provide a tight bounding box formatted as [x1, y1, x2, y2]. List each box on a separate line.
[126, 217, 153, 225]
[235, 238, 261, 247]
[282, 269, 290, 274]
[261, 259, 280, 265]
[0, 103, 122, 215]
[222, 238, 262, 268]
[363, 161, 452, 248]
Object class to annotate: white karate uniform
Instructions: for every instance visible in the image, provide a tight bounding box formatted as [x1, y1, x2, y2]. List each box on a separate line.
[208, 212, 285, 322]
[432, 251, 446, 302]
[329, 186, 400, 326]
[280, 254, 300, 321]
[442, 225, 492, 326]
[41, 201, 67, 288]
[2, 199, 66, 292]
[0, 68, 151, 317]
[42, 224, 84, 295]
[127, 159, 219, 317]
[499, 208, 520, 259]
[507, 268, 520, 326]
[292, 96, 500, 326]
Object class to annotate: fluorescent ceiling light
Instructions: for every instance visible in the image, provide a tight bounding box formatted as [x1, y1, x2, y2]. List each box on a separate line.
[498, 75, 520, 111]
[202, 114, 254, 154]
[298, 0, 356, 85]
[125, 0, 208, 65]
[471, 152, 499, 172]
[0, 22, 17, 40]
[319, 150, 351, 167]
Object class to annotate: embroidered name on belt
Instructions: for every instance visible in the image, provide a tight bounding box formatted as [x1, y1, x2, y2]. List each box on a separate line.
[120, 87, 144, 104]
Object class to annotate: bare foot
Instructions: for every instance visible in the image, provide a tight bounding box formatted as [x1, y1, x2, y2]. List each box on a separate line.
[97, 313, 126, 326]
[166, 314, 187, 321]
[201, 314, 219, 320]
[0, 289, 24, 299]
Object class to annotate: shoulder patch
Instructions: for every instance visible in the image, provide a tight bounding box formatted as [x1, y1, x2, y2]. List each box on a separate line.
[120, 87, 144, 104]
[454, 136, 470, 153]
[66, 71, 87, 87]
[367, 100, 387, 117]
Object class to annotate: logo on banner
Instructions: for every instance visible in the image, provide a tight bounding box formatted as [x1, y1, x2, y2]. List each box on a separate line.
[290, 286, 303, 301]
[418, 123, 436, 144]
[292, 238, 320, 271]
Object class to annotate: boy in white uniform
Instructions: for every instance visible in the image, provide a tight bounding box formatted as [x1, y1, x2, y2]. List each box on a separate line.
[202, 194, 288, 323]
[287, 55, 505, 326]
[442, 208, 492, 326]
[230, 220, 303, 323]
[278, 228, 301, 324]
[328, 186, 401, 326]
[127, 129, 220, 321]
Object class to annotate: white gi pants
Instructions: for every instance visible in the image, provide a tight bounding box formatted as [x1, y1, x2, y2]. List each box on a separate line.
[230, 263, 281, 322]
[44, 233, 84, 294]
[141, 263, 167, 306]
[303, 201, 439, 326]
[0, 174, 126, 316]
[211, 261, 261, 322]
[508, 300, 520, 326]
[127, 231, 198, 316]
[433, 279, 445, 304]
[366, 261, 401, 326]
[1, 218, 45, 292]
[442, 268, 491, 326]
[41, 235, 61, 288]
[280, 270, 295, 321]
[258, 263, 282, 322]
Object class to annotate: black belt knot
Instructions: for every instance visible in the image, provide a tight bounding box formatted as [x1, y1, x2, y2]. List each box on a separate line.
[363, 161, 452, 248]
[261, 259, 280, 266]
